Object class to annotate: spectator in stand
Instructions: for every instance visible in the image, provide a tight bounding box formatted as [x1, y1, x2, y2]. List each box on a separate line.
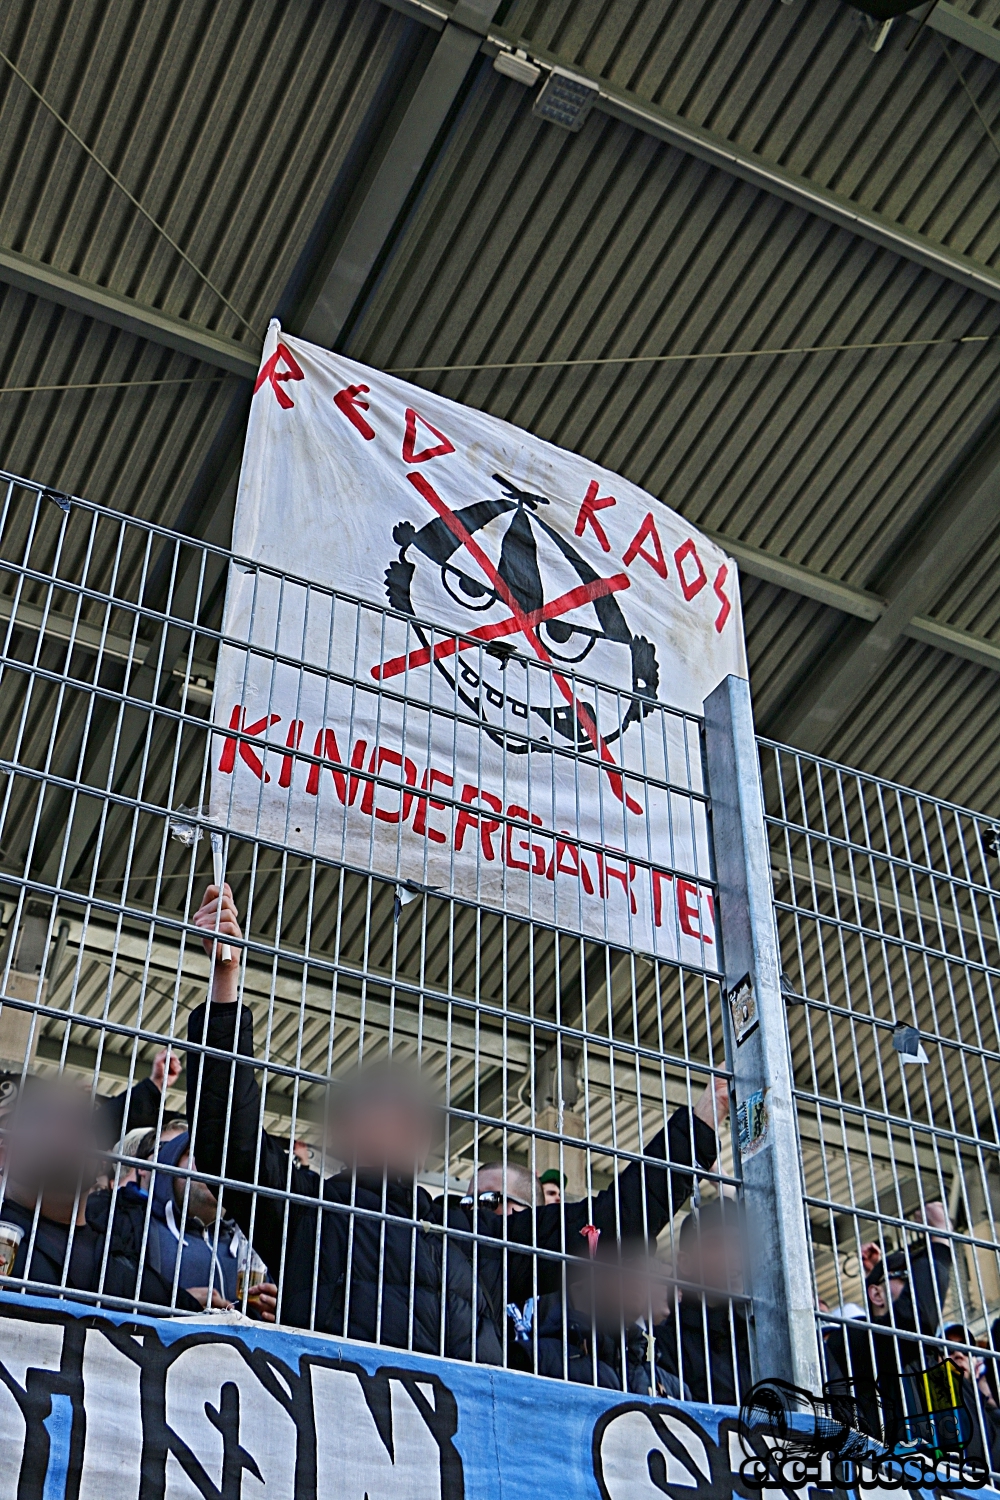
[144, 1129, 275, 1318]
[940, 1325, 1000, 1472]
[824, 1203, 953, 1441]
[655, 1196, 751, 1405]
[981, 1316, 1000, 1414]
[186, 883, 727, 1361]
[514, 1238, 685, 1395]
[445, 1079, 726, 1341]
[540, 1169, 565, 1206]
[0, 1047, 183, 1168]
[465, 1161, 537, 1214]
[0, 1073, 199, 1310]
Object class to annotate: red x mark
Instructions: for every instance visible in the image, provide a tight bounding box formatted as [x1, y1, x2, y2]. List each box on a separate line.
[404, 473, 643, 815]
[372, 573, 630, 681]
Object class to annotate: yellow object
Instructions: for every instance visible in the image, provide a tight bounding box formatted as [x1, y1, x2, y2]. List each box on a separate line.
[915, 1360, 961, 1415]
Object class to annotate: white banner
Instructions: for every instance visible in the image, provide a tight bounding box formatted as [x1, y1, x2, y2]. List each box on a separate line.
[212, 323, 747, 965]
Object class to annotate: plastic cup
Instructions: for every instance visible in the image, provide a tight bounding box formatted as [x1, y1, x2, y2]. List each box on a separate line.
[0, 1221, 24, 1276]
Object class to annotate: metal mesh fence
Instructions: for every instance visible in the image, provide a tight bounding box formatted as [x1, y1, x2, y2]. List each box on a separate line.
[761, 738, 1000, 1469]
[0, 469, 741, 1402]
[15, 461, 1000, 1438]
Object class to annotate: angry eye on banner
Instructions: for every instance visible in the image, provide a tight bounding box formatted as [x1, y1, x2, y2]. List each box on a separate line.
[383, 475, 660, 754]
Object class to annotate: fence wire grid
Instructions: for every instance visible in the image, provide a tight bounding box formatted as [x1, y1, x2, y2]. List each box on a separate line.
[0, 469, 740, 1407]
[3, 463, 1000, 1459]
[763, 738, 1000, 1468]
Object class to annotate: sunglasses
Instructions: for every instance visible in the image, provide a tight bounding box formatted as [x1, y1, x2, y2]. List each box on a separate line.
[460, 1190, 534, 1211]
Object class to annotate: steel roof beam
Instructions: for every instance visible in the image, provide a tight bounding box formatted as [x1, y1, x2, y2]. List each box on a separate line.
[919, 2, 1000, 66]
[550, 54, 1000, 305]
[301, 0, 506, 348]
[767, 427, 1000, 750]
[0, 246, 261, 378]
[706, 531, 886, 622]
[710, 530, 1000, 673]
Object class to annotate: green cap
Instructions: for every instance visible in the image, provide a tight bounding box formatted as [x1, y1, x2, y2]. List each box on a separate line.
[539, 1168, 567, 1187]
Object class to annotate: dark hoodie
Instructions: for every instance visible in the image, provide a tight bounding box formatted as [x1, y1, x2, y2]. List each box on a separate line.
[655, 1297, 752, 1406]
[824, 1242, 952, 1439]
[955, 1374, 1000, 1472]
[145, 1131, 242, 1301]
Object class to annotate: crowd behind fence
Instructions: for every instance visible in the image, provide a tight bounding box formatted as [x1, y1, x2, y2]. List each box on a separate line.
[762, 740, 1000, 1472]
[0, 469, 998, 1470]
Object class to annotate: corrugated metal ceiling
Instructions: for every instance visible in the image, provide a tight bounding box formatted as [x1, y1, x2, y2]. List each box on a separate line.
[0, 0, 419, 338]
[0, 0, 425, 524]
[502, 0, 1000, 270]
[2, 0, 1000, 810]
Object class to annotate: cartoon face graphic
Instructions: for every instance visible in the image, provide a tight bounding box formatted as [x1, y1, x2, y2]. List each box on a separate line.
[383, 475, 659, 753]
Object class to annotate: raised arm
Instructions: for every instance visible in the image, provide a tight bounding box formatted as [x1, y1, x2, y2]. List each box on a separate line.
[907, 1202, 953, 1337]
[185, 884, 314, 1269]
[509, 1076, 726, 1256]
[95, 1049, 180, 1148]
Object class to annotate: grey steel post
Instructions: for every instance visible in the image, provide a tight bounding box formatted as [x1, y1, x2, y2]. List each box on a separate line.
[703, 674, 822, 1393]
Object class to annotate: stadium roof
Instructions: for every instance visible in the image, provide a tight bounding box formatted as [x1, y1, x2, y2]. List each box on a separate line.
[3, 0, 1000, 811]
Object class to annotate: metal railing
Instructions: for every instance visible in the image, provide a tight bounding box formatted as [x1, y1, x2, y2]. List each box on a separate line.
[0, 468, 743, 1404]
[762, 739, 1000, 1468]
[6, 459, 998, 1452]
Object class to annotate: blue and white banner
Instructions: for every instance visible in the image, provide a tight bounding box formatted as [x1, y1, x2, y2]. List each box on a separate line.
[0, 1293, 985, 1500]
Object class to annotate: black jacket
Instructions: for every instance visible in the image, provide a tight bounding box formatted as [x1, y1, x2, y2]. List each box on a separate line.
[514, 1290, 686, 1395]
[186, 998, 717, 1360]
[429, 1105, 716, 1324]
[3, 1186, 199, 1310]
[952, 1376, 1000, 1472]
[981, 1317, 1000, 1410]
[824, 1242, 952, 1440]
[655, 1297, 752, 1406]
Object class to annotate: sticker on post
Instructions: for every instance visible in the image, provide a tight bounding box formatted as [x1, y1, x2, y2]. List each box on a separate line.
[727, 972, 758, 1045]
[737, 1087, 770, 1160]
